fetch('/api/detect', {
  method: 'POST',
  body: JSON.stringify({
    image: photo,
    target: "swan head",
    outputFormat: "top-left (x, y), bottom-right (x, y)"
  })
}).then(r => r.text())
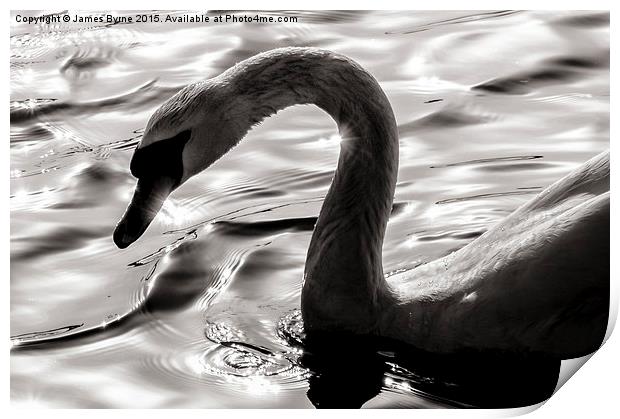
top-left (113, 80), bottom-right (243, 248)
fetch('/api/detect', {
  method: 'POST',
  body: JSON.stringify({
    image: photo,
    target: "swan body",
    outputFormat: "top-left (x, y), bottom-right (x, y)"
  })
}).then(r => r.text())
top-left (114, 47), bottom-right (609, 359)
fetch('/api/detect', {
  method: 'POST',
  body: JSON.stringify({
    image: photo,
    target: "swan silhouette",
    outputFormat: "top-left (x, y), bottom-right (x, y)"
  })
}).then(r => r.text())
top-left (114, 47), bottom-right (609, 359)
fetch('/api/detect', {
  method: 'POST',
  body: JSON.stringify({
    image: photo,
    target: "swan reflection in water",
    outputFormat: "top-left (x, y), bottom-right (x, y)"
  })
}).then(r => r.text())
top-left (301, 335), bottom-right (560, 408)
top-left (202, 310), bottom-right (561, 408)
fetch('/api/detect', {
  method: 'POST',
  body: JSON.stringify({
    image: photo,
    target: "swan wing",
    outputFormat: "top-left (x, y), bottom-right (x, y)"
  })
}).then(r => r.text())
top-left (515, 150), bottom-right (608, 215)
top-left (387, 151), bottom-right (609, 356)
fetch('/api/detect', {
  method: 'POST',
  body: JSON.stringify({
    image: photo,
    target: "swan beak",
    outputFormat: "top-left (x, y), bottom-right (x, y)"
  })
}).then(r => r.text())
top-left (113, 175), bottom-right (176, 249)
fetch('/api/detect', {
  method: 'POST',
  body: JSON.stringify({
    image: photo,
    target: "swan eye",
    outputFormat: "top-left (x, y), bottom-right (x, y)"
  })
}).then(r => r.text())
top-left (129, 129), bottom-right (192, 185)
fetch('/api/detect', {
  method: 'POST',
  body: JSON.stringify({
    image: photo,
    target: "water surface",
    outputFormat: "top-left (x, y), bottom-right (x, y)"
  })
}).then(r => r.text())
top-left (10, 10), bottom-right (609, 408)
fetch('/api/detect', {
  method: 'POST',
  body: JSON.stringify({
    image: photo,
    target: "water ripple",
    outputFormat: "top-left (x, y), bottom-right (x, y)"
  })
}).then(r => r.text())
top-left (10, 9), bottom-right (608, 408)
top-left (387, 10), bottom-right (521, 35)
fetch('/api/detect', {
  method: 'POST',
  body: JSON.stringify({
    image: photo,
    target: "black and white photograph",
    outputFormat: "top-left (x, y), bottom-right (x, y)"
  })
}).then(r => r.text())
top-left (9, 6), bottom-right (612, 410)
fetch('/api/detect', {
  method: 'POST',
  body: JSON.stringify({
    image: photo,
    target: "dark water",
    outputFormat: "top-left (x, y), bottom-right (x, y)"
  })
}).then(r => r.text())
top-left (10, 10), bottom-right (609, 408)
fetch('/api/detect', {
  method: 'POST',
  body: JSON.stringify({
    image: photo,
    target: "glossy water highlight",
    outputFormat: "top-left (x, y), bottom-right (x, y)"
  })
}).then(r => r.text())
top-left (10, 10), bottom-right (609, 408)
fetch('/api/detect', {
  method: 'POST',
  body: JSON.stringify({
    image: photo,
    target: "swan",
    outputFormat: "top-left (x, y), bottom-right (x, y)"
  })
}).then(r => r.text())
top-left (113, 47), bottom-right (609, 359)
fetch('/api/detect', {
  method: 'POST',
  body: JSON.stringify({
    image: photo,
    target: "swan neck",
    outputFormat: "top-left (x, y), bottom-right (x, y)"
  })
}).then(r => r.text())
top-left (223, 48), bottom-right (399, 332)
